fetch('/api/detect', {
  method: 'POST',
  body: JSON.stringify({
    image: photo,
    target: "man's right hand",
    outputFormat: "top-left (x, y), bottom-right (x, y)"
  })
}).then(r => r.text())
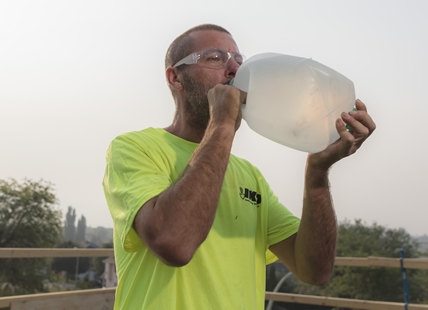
top-left (207, 85), bottom-right (246, 132)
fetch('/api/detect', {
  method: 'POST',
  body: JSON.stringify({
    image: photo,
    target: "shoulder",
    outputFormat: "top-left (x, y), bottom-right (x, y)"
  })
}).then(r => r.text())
top-left (104, 128), bottom-right (161, 163)
top-left (111, 127), bottom-right (160, 145)
top-left (107, 128), bottom-right (164, 152)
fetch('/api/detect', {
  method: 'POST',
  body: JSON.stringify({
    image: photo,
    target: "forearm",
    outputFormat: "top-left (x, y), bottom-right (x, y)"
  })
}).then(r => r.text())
top-left (294, 156), bottom-right (338, 285)
top-left (272, 100), bottom-right (374, 284)
top-left (135, 121), bottom-right (236, 266)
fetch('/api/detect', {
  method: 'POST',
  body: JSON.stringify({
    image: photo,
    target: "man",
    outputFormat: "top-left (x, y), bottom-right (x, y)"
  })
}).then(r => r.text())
top-left (103, 24), bottom-right (376, 309)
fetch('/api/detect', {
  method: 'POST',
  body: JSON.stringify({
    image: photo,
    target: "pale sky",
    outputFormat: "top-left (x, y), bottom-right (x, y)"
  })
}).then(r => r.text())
top-left (1, 0), bottom-right (427, 236)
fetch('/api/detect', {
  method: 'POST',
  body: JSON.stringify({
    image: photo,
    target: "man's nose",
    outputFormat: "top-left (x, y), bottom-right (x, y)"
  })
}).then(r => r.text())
top-left (225, 58), bottom-right (240, 77)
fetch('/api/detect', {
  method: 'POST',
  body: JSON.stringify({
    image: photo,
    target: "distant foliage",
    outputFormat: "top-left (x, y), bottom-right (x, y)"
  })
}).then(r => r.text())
top-left (86, 226), bottom-right (113, 247)
top-left (0, 178), bottom-right (62, 296)
top-left (63, 207), bottom-right (88, 245)
top-left (416, 235), bottom-right (428, 253)
top-left (50, 241), bottom-right (90, 281)
top-left (292, 219), bottom-right (428, 304)
top-left (64, 206), bottom-right (76, 242)
top-left (324, 220), bottom-right (420, 302)
top-left (92, 241), bottom-right (114, 277)
top-left (75, 215), bottom-right (87, 244)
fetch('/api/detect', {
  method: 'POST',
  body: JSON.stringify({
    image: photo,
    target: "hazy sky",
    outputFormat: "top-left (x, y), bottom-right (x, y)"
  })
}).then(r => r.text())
top-left (1, 0), bottom-right (427, 236)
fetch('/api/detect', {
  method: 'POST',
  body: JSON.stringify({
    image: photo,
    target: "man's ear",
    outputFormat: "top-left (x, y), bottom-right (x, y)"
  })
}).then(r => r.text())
top-left (166, 67), bottom-right (183, 91)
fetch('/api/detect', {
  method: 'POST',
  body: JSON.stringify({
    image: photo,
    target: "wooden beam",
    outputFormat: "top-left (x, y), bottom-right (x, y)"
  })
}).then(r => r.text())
top-left (1, 249), bottom-right (427, 270)
top-left (2, 290), bottom-right (428, 309)
top-left (334, 257), bottom-right (428, 270)
top-left (0, 248), bottom-right (114, 258)
top-left (334, 257), bottom-right (368, 267)
top-left (404, 258), bottom-right (428, 269)
top-left (0, 288), bottom-right (116, 308)
top-left (265, 292), bottom-right (428, 310)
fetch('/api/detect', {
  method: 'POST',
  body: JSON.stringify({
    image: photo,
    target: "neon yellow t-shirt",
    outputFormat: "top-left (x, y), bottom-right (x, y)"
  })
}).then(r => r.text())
top-left (103, 128), bottom-right (300, 310)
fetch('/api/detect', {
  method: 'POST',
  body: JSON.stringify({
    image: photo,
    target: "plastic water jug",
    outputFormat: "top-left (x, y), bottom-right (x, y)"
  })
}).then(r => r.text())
top-left (232, 53), bottom-right (356, 153)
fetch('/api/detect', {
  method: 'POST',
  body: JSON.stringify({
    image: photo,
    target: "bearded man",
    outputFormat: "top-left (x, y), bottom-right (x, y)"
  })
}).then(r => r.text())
top-left (103, 24), bottom-right (376, 310)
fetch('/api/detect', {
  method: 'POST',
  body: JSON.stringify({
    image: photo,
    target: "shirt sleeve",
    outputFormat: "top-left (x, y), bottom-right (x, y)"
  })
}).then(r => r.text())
top-left (102, 133), bottom-right (172, 252)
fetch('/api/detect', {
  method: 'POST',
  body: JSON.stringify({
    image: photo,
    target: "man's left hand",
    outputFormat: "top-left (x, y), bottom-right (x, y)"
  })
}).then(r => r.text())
top-left (308, 99), bottom-right (376, 170)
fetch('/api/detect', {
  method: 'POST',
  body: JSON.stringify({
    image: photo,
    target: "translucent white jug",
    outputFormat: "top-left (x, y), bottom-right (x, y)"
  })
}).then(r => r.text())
top-left (232, 53), bottom-right (356, 153)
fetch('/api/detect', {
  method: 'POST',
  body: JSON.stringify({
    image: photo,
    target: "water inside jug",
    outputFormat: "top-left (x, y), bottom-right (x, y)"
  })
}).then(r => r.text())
top-left (232, 53), bottom-right (356, 153)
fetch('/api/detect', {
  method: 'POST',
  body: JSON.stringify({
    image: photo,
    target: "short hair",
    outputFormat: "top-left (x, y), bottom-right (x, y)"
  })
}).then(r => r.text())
top-left (165, 24), bottom-right (231, 69)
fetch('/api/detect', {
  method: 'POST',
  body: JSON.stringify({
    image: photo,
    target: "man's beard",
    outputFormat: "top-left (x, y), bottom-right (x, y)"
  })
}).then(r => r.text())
top-left (182, 72), bottom-right (211, 130)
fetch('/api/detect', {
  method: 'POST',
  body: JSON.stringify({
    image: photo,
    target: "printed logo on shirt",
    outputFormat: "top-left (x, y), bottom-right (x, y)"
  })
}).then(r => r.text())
top-left (239, 187), bottom-right (261, 206)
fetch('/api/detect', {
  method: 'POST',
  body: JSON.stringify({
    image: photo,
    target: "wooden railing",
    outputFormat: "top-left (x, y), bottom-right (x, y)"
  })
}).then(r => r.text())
top-left (334, 256), bottom-right (428, 269)
top-left (265, 292), bottom-right (428, 310)
top-left (0, 288), bottom-right (115, 310)
top-left (0, 248), bottom-right (428, 310)
top-left (0, 248), bottom-right (114, 258)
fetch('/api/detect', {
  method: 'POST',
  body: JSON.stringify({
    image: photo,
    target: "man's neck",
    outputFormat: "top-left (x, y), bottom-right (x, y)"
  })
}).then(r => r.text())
top-left (164, 117), bottom-right (207, 144)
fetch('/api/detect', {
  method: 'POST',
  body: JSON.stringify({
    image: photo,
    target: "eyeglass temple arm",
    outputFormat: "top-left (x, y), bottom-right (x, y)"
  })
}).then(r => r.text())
top-left (173, 53), bottom-right (199, 68)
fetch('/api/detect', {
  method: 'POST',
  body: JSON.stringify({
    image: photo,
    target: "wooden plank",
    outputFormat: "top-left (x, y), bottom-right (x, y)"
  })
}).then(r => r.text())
top-left (0, 248), bottom-right (114, 258)
top-left (403, 258), bottom-right (428, 270)
top-left (334, 257), bottom-right (428, 270)
top-left (2, 290), bottom-right (428, 309)
top-left (334, 257), bottom-right (369, 267)
top-left (368, 256), bottom-right (401, 268)
top-left (0, 288), bottom-right (116, 308)
top-left (11, 291), bottom-right (114, 310)
top-left (1, 249), bottom-right (427, 270)
top-left (265, 292), bottom-right (428, 310)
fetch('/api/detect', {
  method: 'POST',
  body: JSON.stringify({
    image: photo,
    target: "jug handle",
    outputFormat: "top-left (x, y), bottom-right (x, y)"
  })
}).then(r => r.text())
top-left (345, 108), bottom-right (357, 131)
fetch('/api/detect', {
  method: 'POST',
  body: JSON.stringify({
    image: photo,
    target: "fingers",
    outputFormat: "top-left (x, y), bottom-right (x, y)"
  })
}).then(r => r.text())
top-left (336, 99), bottom-right (375, 152)
top-left (312, 99), bottom-right (375, 168)
top-left (342, 112), bottom-right (370, 140)
top-left (342, 100), bottom-right (376, 138)
top-left (208, 84), bottom-right (242, 102)
top-left (355, 99), bottom-right (367, 112)
top-left (207, 85), bottom-right (243, 130)
top-left (239, 89), bottom-right (247, 105)
top-left (307, 119), bottom-right (354, 169)
top-left (335, 117), bottom-right (355, 154)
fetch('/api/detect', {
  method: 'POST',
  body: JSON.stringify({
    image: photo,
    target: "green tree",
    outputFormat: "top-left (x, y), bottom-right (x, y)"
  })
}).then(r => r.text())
top-left (324, 219), bottom-right (420, 302)
top-left (92, 241), bottom-right (113, 277)
top-left (75, 215), bottom-right (86, 244)
top-left (86, 226), bottom-right (113, 246)
top-left (51, 241), bottom-right (90, 281)
top-left (413, 248), bottom-right (428, 303)
top-left (64, 206), bottom-right (76, 242)
top-left (0, 178), bottom-right (62, 296)
top-left (294, 219), bottom-right (426, 305)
